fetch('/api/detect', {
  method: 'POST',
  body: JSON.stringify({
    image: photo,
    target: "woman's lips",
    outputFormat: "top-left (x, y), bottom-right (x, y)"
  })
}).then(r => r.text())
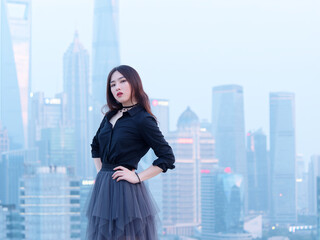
top-left (117, 92), bottom-right (123, 97)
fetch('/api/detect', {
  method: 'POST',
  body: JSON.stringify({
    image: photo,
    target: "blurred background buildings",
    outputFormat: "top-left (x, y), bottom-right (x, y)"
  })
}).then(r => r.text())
top-left (0, 0), bottom-right (319, 239)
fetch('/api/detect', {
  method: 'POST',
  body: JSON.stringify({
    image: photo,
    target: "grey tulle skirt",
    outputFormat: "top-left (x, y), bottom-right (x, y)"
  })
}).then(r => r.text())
top-left (85, 163), bottom-right (160, 240)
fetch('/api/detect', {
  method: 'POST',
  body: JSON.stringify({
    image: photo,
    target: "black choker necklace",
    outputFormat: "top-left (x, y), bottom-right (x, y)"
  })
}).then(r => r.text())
top-left (122, 103), bottom-right (138, 108)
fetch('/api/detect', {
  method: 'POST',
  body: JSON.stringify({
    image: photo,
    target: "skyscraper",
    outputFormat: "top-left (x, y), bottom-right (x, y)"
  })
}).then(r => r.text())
top-left (201, 168), bottom-right (250, 240)
top-left (29, 92), bottom-right (64, 148)
top-left (91, 0), bottom-right (120, 131)
top-left (269, 92), bottom-right (296, 223)
top-left (0, 122), bottom-right (9, 153)
top-left (39, 127), bottom-right (76, 168)
top-left (211, 85), bottom-right (247, 214)
top-left (63, 32), bottom-right (90, 178)
top-left (308, 155), bottom-right (320, 215)
top-left (6, 0), bottom-right (32, 147)
top-left (246, 129), bottom-right (269, 213)
top-left (296, 155), bottom-right (308, 213)
top-left (20, 166), bottom-right (81, 239)
top-left (150, 98), bottom-right (170, 135)
top-left (163, 107), bottom-right (217, 237)
top-left (0, 204), bottom-right (25, 240)
top-left (317, 176), bottom-right (320, 239)
top-left (211, 85), bottom-right (246, 178)
top-left (0, 205), bottom-right (4, 239)
top-left (0, 148), bottom-right (38, 207)
top-left (0, 0), bottom-right (24, 149)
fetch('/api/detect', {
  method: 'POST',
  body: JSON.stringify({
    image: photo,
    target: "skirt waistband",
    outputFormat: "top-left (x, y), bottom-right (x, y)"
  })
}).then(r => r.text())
top-left (101, 162), bottom-right (117, 171)
top-left (100, 162), bottom-right (135, 171)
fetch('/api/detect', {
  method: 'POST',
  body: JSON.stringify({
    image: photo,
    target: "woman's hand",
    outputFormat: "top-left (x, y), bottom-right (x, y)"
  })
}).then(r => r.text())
top-left (112, 166), bottom-right (140, 184)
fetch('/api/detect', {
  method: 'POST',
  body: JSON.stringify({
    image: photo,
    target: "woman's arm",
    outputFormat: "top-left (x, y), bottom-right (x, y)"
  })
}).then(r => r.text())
top-left (112, 165), bottom-right (163, 184)
top-left (136, 165), bottom-right (163, 182)
top-left (93, 158), bottom-right (102, 173)
top-left (139, 115), bottom-right (175, 173)
top-left (91, 115), bottom-right (107, 173)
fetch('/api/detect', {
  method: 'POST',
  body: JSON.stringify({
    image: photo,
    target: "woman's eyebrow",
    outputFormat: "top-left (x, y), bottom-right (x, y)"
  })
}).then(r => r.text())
top-left (110, 77), bottom-right (125, 83)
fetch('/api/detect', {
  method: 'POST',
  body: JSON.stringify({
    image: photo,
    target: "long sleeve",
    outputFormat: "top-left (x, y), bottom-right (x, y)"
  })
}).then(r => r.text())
top-left (91, 115), bottom-right (107, 158)
top-left (139, 115), bottom-right (175, 173)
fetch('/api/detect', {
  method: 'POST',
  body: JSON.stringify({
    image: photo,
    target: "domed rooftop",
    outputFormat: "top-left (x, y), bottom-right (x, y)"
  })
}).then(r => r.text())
top-left (177, 106), bottom-right (199, 129)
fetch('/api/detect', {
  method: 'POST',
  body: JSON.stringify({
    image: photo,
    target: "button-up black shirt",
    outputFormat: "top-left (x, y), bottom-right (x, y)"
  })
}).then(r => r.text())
top-left (91, 104), bottom-right (175, 172)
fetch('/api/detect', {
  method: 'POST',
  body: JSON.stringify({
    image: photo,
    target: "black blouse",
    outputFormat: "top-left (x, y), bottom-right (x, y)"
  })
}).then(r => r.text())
top-left (91, 104), bottom-right (175, 173)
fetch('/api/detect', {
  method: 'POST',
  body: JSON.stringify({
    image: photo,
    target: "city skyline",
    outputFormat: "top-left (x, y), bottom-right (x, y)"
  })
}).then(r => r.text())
top-left (3, 0), bottom-right (319, 239)
top-left (30, 0), bottom-right (320, 161)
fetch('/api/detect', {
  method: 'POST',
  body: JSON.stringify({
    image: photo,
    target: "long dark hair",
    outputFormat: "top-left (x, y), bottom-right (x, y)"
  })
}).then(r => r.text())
top-left (102, 65), bottom-right (156, 120)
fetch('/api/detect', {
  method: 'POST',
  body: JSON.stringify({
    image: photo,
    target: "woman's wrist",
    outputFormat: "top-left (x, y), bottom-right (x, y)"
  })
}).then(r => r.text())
top-left (135, 172), bottom-right (141, 184)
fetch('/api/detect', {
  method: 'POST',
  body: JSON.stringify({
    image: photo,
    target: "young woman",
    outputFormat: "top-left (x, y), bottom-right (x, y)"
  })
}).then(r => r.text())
top-left (85, 65), bottom-right (175, 240)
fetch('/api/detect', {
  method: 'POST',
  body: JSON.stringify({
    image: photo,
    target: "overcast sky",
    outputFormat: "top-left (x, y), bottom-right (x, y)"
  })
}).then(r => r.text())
top-left (31, 0), bottom-right (320, 163)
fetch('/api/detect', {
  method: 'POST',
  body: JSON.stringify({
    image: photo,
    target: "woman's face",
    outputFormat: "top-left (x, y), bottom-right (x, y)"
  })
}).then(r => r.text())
top-left (110, 71), bottom-right (136, 106)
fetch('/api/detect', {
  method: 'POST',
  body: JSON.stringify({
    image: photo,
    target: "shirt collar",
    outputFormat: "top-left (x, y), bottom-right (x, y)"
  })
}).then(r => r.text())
top-left (127, 104), bottom-right (144, 116)
top-left (106, 104), bottom-right (144, 120)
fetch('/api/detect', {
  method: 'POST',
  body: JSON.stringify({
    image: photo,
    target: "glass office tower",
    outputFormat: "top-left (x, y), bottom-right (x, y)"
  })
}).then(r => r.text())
top-left (63, 32), bottom-right (90, 178)
top-left (6, 0), bottom-right (32, 147)
top-left (269, 92), bottom-right (296, 223)
top-left (0, 0), bottom-right (24, 149)
top-left (20, 166), bottom-right (81, 239)
top-left (211, 85), bottom-right (246, 178)
top-left (91, 0), bottom-right (120, 134)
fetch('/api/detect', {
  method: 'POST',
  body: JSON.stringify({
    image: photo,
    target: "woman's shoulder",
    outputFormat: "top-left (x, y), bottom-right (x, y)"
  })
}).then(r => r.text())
top-left (134, 107), bottom-right (156, 125)
top-left (136, 107), bottom-right (154, 118)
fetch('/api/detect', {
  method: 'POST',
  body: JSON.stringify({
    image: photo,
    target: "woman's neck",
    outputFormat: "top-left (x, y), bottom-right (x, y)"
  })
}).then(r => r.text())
top-left (122, 102), bottom-right (138, 108)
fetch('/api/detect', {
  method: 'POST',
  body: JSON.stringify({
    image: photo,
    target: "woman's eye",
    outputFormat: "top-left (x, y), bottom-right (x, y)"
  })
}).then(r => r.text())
top-left (121, 80), bottom-right (126, 83)
top-left (111, 84), bottom-right (115, 87)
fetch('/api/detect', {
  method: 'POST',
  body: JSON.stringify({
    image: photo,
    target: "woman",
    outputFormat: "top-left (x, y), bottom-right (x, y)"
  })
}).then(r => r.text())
top-left (85, 65), bottom-right (175, 240)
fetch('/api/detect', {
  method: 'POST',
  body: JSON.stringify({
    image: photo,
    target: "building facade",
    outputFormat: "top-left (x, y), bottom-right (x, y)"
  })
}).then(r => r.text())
top-left (91, 0), bottom-right (120, 137)
top-left (211, 85), bottom-right (246, 177)
top-left (163, 107), bottom-right (217, 237)
top-left (63, 32), bottom-right (91, 178)
top-left (201, 168), bottom-right (247, 240)
top-left (0, 148), bottom-right (38, 207)
top-left (0, 123), bottom-right (9, 153)
top-left (0, 0), bottom-right (24, 149)
top-left (246, 129), bottom-right (269, 213)
top-left (269, 92), bottom-right (296, 223)
top-left (308, 155), bottom-right (320, 215)
top-left (6, 0), bottom-right (32, 147)
top-left (0, 204), bottom-right (25, 240)
top-left (20, 166), bottom-right (81, 239)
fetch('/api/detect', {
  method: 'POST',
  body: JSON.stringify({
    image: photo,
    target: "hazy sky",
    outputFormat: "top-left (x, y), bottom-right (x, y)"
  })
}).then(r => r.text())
top-left (31, 0), bottom-right (320, 162)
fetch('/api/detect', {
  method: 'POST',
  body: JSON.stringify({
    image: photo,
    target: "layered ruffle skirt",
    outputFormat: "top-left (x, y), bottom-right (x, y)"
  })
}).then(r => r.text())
top-left (85, 163), bottom-right (160, 240)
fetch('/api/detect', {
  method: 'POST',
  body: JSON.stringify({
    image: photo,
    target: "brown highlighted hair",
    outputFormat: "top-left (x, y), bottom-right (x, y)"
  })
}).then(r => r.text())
top-left (102, 65), bottom-right (156, 120)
